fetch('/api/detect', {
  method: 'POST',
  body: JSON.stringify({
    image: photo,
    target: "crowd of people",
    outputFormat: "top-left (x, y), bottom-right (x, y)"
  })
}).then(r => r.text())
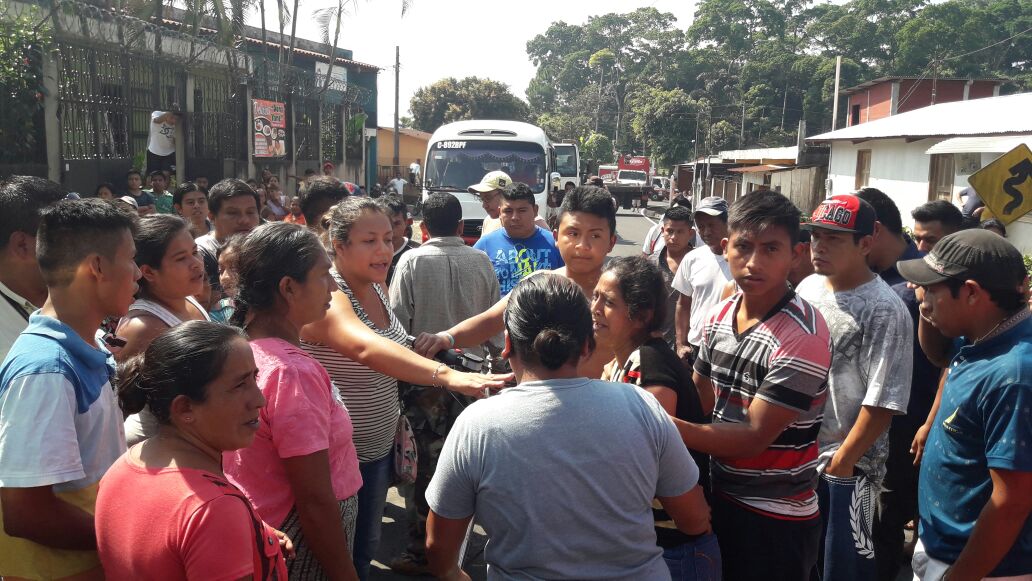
top-left (0, 167), bottom-right (1028, 581)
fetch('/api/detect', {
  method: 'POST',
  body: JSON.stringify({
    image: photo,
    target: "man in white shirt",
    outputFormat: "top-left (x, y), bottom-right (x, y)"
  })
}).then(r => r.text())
top-left (0, 176), bottom-right (67, 360)
top-left (408, 159), bottom-right (421, 187)
top-left (388, 174), bottom-right (408, 197)
top-left (672, 196), bottom-right (730, 364)
top-left (147, 111), bottom-right (178, 175)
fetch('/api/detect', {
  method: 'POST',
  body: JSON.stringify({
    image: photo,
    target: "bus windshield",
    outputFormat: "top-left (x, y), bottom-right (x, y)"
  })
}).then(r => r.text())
top-left (554, 144), bottom-right (578, 176)
top-left (618, 170), bottom-right (647, 182)
top-left (425, 141), bottom-right (547, 193)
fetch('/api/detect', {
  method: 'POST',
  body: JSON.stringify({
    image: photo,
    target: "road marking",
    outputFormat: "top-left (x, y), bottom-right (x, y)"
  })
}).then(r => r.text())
top-left (639, 208), bottom-right (658, 225)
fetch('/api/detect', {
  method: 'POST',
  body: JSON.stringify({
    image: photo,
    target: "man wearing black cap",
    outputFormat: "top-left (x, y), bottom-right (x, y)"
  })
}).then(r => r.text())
top-left (897, 230), bottom-right (1032, 581)
top-left (796, 194), bottom-right (913, 581)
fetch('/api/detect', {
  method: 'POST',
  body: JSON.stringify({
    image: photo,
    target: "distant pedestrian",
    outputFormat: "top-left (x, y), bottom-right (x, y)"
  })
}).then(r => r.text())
top-left (646, 205), bottom-right (695, 348)
top-left (195, 179), bottom-right (261, 301)
top-left (408, 159), bottom-right (421, 187)
top-left (147, 111), bottom-right (177, 176)
top-left (379, 195), bottom-right (420, 285)
top-left (126, 169), bottom-right (155, 215)
top-left (284, 196), bottom-right (308, 226)
top-left (911, 199), bottom-right (964, 254)
top-left (173, 181), bottom-right (211, 238)
top-left (388, 174), bottom-right (407, 197)
top-left (299, 176), bottom-right (350, 234)
top-left (148, 170), bottom-right (174, 215)
top-left (981, 218), bottom-right (1007, 237)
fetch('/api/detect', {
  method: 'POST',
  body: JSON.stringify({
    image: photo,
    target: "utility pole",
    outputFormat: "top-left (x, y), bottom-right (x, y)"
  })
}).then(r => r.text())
top-left (740, 98), bottom-right (746, 147)
top-left (831, 55), bottom-right (842, 130)
top-left (930, 58), bottom-right (939, 105)
top-left (393, 45), bottom-right (400, 168)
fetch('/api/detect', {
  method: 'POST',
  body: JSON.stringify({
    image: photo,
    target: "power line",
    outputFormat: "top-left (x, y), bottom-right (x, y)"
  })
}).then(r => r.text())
top-left (942, 25), bottom-right (1032, 61)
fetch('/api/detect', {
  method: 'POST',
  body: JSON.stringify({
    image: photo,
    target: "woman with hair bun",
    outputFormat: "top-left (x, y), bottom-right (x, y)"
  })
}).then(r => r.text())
top-left (224, 222), bottom-right (362, 580)
top-left (116, 214), bottom-right (210, 445)
top-left (593, 256), bottom-right (719, 579)
top-left (95, 321), bottom-right (290, 579)
top-left (423, 273), bottom-right (712, 580)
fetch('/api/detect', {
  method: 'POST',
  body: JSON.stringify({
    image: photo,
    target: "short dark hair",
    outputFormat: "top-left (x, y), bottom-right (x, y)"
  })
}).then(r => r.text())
top-left (207, 178), bottom-right (260, 215)
top-left (422, 193), bottom-right (462, 237)
top-left (728, 189), bottom-right (800, 242)
top-left (95, 182), bottom-right (116, 198)
top-left (304, 168), bottom-right (317, 176)
top-left (560, 186), bottom-right (617, 234)
top-left (981, 218), bottom-right (1007, 237)
top-left (37, 199), bottom-right (137, 287)
top-left (148, 170), bottom-right (166, 180)
top-left (944, 277), bottom-right (1025, 312)
top-left (0, 176), bottom-right (68, 250)
top-left (855, 187), bottom-right (902, 236)
top-left (172, 182), bottom-right (204, 207)
top-left (911, 200), bottom-right (964, 233)
top-left (663, 205), bottom-right (693, 225)
top-left (504, 273), bottom-right (594, 370)
top-left (117, 321), bottom-right (247, 421)
top-left (127, 169), bottom-right (142, 179)
top-left (377, 194), bottom-right (408, 219)
top-left (231, 222), bottom-right (327, 327)
top-left (500, 182), bottom-right (537, 205)
top-left (300, 176), bottom-right (350, 225)
top-left (603, 256), bottom-right (667, 340)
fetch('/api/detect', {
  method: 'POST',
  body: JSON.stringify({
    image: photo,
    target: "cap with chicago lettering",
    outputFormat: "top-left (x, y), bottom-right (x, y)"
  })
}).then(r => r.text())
top-left (897, 229), bottom-right (1026, 290)
top-left (803, 194), bottom-right (876, 235)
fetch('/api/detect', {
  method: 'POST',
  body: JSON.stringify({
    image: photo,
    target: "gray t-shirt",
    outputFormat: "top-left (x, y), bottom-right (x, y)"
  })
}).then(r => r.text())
top-left (796, 274), bottom-right (913, 484)
top-left (426, 378), bottom-right (698, 581)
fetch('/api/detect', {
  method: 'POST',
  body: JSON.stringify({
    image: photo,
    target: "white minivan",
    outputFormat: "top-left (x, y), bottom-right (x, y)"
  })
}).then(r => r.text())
top-left (422, 120), bottom-right (557, 244)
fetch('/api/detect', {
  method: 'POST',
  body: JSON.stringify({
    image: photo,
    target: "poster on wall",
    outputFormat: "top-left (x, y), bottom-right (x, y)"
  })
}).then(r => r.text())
top-left (253, 99), bottom-right (287, 157)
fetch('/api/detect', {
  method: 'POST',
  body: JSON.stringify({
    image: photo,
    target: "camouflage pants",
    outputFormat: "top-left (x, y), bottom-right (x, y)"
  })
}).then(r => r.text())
top-left (398, 383), bottom-right (472, 556)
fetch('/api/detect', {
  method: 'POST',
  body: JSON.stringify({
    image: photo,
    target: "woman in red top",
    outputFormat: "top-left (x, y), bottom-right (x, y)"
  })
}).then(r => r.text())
top-left (96, 321), bottom-right (292, 580)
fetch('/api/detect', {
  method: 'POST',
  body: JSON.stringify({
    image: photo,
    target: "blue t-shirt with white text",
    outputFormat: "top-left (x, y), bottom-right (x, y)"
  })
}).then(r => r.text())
top-left (473, 226), bottom-right (563, 295)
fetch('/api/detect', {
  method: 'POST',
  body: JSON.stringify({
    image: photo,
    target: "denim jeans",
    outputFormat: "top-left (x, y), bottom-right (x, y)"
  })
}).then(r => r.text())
top-left (663, 533), bottom-right (722, 581)
top-left (815, 471), bottom-right (878, 581)
top-left (353, 453), bottom-right (393, 581)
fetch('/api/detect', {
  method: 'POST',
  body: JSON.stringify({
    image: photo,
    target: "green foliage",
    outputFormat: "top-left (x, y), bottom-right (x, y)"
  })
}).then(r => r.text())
top-left (582, 133), bottom-right (614, 165)
top-left (630, 88), bottom-right (705, 167)
top-left (0, 8), bottom-right (50, 164)
top-left (409, 77), bottom-right (529, 133)
top-left (526, 0), bottom-right (1032, 167)
top-left (345, 112), bottom-right (366, 160)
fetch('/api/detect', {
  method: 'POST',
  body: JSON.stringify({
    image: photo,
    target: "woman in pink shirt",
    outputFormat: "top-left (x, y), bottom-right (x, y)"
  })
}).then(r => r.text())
top-left (224, 222), bottom-right (362, 580)
top-left (96, 320), bottom-right (291, 579)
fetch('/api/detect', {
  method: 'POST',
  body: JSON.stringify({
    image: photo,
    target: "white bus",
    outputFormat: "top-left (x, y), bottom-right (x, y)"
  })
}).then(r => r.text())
top-left (553, 142), bottom-right (580, 191)
top-left (423, 120), bottom-right (556, 243)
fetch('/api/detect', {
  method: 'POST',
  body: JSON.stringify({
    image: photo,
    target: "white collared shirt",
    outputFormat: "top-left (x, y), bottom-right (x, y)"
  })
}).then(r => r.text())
top-left (0, 280), bottom-right (36, 362)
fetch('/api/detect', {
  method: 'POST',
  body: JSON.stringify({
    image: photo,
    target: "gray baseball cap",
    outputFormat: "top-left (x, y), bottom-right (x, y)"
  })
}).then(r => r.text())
top-left (694, 196), bottom-right (729, 217)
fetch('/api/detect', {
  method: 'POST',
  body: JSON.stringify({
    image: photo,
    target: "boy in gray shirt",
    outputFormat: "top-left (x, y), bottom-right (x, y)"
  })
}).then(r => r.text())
top-left (797, 195), bottom-right (912, 581)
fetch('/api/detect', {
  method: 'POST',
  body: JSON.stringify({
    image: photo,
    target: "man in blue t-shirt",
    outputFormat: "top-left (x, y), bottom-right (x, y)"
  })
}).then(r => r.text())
top-left (897, 229), bottom-right (1032, 580)
top-left (474, 182), bottom-right (563, 295)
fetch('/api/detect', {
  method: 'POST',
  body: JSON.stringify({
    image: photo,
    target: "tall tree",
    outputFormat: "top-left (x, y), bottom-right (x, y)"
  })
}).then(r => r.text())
top-left (409, 77), bottom-right (530, 133)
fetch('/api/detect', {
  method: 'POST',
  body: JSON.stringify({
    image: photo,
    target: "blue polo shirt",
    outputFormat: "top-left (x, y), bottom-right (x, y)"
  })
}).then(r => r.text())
top-left (918, 314), bottom-right (1032, 576)
top-left (474, 226), bottom-right (563, 296)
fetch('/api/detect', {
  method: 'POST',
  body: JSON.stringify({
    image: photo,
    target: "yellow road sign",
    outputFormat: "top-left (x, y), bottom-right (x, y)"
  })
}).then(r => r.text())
top-left (968, 143), bottom-right (1032, 226)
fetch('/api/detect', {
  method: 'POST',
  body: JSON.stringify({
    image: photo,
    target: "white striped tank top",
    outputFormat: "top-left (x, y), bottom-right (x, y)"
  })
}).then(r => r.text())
top-left (121, 296), bottom-right (210, 446)
top-left (302, 269), bottom-right (408, 463)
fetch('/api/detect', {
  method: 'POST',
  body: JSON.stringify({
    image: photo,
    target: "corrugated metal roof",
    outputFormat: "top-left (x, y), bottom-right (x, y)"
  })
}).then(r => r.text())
top-left (729, 164), bottom-right (788, 173)
top-left (925, 135), bottom-right (1032, 154)
top-left (807, 92), bottom-right (1032, 142)
top-left (719, 146), bottom-right (798, 162)
top-left (842, 75), bottom-right (1005, 96)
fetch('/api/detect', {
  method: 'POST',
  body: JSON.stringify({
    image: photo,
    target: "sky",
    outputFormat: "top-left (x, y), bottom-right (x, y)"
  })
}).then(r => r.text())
top-left (249, 0), bottom-right (699, 124)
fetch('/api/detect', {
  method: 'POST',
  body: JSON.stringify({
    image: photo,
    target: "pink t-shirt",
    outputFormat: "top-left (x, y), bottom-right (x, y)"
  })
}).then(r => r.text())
top-left (225, 338), bottom-right (362, 527)
top-left (96, 455), bottom-right (288, 580)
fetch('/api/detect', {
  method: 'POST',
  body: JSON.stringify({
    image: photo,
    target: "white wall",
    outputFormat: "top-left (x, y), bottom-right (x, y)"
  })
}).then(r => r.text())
top-left (828, 140), bottom-right (1032, 254)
